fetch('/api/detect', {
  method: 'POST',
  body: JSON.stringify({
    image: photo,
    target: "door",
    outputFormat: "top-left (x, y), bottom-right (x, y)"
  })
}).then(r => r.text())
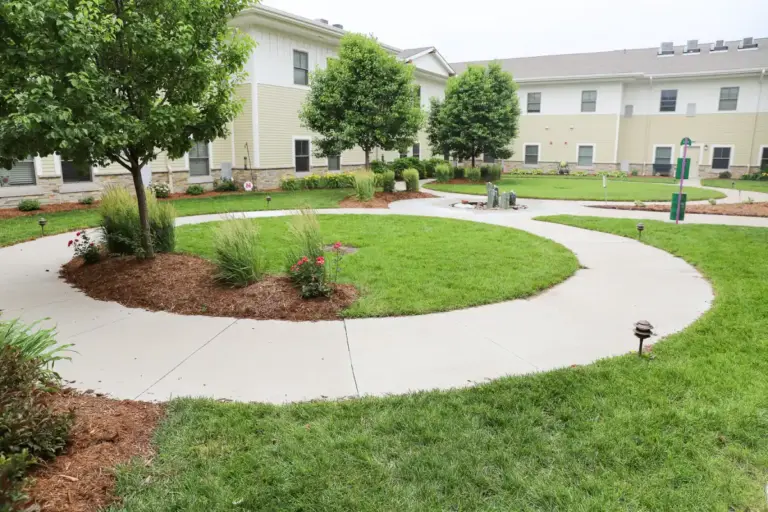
top-left (684, 147), bottom-right (700, 178)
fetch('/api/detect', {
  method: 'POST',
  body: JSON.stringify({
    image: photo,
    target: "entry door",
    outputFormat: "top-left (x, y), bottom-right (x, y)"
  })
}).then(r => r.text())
top-left (684, 147), bottom-right (700, 178)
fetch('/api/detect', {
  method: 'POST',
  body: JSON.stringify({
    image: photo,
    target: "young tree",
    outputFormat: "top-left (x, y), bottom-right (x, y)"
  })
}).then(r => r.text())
top-left (0, 0), bottom-right (254, 258)
top-left (300, 33), bottom-right (423, 169)
top-left (427, 63), bottom-right (520, 167)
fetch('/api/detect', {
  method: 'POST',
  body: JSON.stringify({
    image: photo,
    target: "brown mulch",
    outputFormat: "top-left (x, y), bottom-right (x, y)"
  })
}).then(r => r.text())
top-left (60, 253), bottom-right (358, 321)
top-left (590, 202), bottom-right (768, 218)
top-left (338, 190), bottom-right (435, 208)
top-left (0, 202), bottom-right (100, 219)
top-left (27, 390), bottom-right (164, 512)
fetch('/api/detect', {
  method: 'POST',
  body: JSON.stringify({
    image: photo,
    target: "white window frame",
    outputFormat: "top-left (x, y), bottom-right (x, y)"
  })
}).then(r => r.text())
top-left (576, 144), bottom-right (595, 168)
top-left (292, 136), bottom-right (312, 173)
top-left (187, 141), bottom-right (213, 177)
top-left (710, 144), bottom-right (734, 170)
top-left (327, 153), bottom-right (342, 172)
top-left (523, 143), bottom-right (540, 166)
top-left (580, 90), bottom-right (597, 113)
top-left (527, 92), bottom-right (541, 113)
top-left (55, 154), bottom-right (95, 183)
top-left (718, 87), bottom-right (739, 112)
top-left (412, 143), bottom-right (421, 160)
top-left (1, 156), bottom-right (40, 186)
top-left (659, 89), bottom-right (678, 112)
top-left (652, 144), bottom-right (675, 165)
top-left (292, 48), bottom-right (310, 88)
top-left (757, 144), bottom-right (768, 170)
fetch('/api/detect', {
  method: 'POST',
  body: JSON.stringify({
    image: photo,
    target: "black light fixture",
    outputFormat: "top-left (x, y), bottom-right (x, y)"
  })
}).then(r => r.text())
top-left (38, 217), bottom-right (47, 235)
top-left (636, 222), bottom-right (645, 239)
top-left (634, 320), bottom-right (653, 356)
top-left (266, 195), bottom-right (272, 208)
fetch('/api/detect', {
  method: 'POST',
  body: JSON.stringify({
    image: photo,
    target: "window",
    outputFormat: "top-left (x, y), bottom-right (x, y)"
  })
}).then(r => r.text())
top-left (654, 146), bottom-right (673, 165)
top-left (483, 152), bottom-right (495, 163)
top-left (399, 150), bottom-right (407, 159)
top-left (660, 90), bottom-right (677, 112)
top-left (412, 144), bottom-right (420, 159)
top-left (719, 87), bottom-right (739, 111)
top-left (624, 105), bottom-right (634, 118)
top-left (712, 147), bottom-right (731, 169)
top-left (415, 85), bottom-right (422, 104)
top-left (524, 145), bottom-right (539, 165)
top-left (328, 155), bottom-right (340, 171)
top-left (761, 147), bottom-right (768, 171)
top-left (577, 145), bottom-right (594, 167)
top-left (62, 160), bottom-right (92, 183)
top-left (293, 50), bottom-right (309, 86)
top-left (527, 92), bottom-right (541, 113)
top-left (189, 141), bottom-right (210, 177)
top-left (294, 139), bottom-right (310, 172)
top-left (581, 90), bottom-right (597, 112)
top-left (1, 157), bottom-right (35, 186)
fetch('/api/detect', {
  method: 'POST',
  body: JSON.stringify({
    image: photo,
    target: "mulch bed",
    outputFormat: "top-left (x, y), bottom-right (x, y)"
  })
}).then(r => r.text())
top-left (339, 190), bottom-right (435, 208)
top-left (60, 253), bottom-right (358, 321)
top-left (27, 390), bottom-right (164, 512)
top-left (590, 202), bottom-right (768, 218)
top-left (0, 202), bottom-right (99, 220)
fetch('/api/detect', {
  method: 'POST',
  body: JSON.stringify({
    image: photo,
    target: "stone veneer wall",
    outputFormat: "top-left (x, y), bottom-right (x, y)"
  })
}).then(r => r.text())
top-left (501, 161), bottom-right (620, 172)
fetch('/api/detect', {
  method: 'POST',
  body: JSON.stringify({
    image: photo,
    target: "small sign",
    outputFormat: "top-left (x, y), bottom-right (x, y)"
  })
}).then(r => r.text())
top-left (675, 158), bottom-right (690, 179)
top-left (671, 193), bottom-right (687, 221)
top-left (243, 181), bottom-right (254, 192)
top-left (602, 175), bottom-right (607, 188)
top-left (680, 137), bottom-right (693, 146)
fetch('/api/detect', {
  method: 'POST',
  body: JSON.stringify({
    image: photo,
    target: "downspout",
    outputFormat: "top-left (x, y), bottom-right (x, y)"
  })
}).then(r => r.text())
top-left (643, 76), bottom-right (653, 175)
top-left (747, 69), bottom-right (765, 173)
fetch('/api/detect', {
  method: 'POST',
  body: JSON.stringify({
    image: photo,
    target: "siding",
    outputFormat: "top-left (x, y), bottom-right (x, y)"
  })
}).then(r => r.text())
top-left (514, 114), bottom-right (618, 164)
top-left (233, 83), bottom-right (254, 168)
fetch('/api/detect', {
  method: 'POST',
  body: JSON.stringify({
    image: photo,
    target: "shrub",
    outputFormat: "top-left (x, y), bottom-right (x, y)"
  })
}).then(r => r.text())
top-left (453, 167), bottom-right (465, 179)
top-left (214, 178), bottom-right (238, 192)
top-left (186, 184), bottom-right (204, 195)
top-left (0, 319), bottom-right (73, 379)
top-left (212, 219), bottom-right (265, 287)
top-left (353, 171), bottom-right (375, 202)
top-left (392, 157), bottom-right (424, 179)
top-left (281, 175), bottom-right (302, 191)
top-left (78, 196), bottom-right (95, 205)
top-left (466, 167), bottom-right (482, 182)
top-left (403, 168), bottom-right (420, 192)
top-left (69, 230), bottom-right (101, 264)
top-left (285, 209), bottom-right (330, 298)
top-left (708, 198), bottom-right (718, 205)
top-left (634, 200), bottom-right (646, 207)
top-left (480, 164), bottom-right (502, 182)
top-left (370, 160), bottom-right (391, 173)
top-left (281, 172), bottom-right (356, 190)
top-left (150, 182), bottom-right (171, 199)
top-left (326, 172), bottom-right (355, 189)
top-left (423, 158), bottom-right (444, 178)
top-left (718, 171), bottom-right (732, 179)
top-left (17, 199), bottom-right (40, 212)
top-left (435, 163), bottom-right (452, 183)
top-left (381, 170), bottom-right (396, 193)
top-left (631, 170), bottom-right (639, 176)
top-left (100, 186), bottom-right (177, 256)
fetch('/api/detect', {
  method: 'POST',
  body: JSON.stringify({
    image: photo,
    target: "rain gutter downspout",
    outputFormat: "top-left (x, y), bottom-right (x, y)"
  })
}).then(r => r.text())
top-left (747, 69), bottom-right (766, 173)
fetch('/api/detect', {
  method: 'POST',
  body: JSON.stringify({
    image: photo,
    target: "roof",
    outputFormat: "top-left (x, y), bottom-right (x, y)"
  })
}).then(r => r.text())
top-left (450, 38), bottom-right (768, 81)
top-left (399, 47), bottom-right (456, 77)
top-left (399, 47), bottom-right (433, 60)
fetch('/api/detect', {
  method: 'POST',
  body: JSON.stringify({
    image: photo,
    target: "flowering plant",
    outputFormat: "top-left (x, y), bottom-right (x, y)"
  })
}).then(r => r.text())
top-left (149, 182), bottom-right (171, 199)
top-left (288, 254), bottom-right (331, 298)
top-left (68, 230), bottom-right (101, 264)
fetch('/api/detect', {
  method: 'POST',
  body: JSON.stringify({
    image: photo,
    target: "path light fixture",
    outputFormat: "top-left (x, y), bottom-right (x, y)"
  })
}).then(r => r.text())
top-left (38, 217), bottom-right (47, 235)
top-left (266, 195), bottom-right (272, 208)
top-left (636, 222), bottom-right (645, 239)
top-left (634, 320), bottom-right (653, 356)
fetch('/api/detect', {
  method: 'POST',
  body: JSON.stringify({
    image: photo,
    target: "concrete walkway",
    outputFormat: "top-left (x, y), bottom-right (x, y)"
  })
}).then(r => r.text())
top-left (1, 186), bottom-right (766, 404)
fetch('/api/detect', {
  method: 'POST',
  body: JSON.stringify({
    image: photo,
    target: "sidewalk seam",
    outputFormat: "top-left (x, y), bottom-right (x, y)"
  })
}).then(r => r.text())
top-left (342, 319), bottom-right (360, 397)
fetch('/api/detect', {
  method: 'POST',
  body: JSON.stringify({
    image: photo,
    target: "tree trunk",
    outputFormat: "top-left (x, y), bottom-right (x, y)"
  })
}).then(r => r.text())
top-left (471, 154), bottom-right (476, 168)
top-left (364, 150), bottom-right (370, 169)
top-left (130, 167), bottom-right (154, 259)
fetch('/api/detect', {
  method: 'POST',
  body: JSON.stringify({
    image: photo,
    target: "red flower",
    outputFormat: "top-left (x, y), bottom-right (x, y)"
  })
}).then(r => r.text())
top-left (316, 256), bottom-right (325, 265)
top-left (89, 243), bottom-right (94, 247)
top-left (76, 231), bottom-right (82, 236)
top-left (68, 240), bottom-right (73, 247)
top-left (333, 241), bottom-right (342, 250)
top-left (290, 265), bottom-right (298, 272)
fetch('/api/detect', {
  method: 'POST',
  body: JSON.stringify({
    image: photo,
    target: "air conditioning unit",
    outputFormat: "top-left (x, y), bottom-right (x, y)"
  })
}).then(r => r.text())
top-left (684, 39), bottom-right (700, 53)
top-left (332, 23), bottom-right (344, 30)
top-left (658, 41), bottom-right (675, 56)
top-left (739, 37), bottom-right (758, 50)
top-left (711, 39), bottom-right (728, 52)
top-left (315, 18), bottom-right (329, 24)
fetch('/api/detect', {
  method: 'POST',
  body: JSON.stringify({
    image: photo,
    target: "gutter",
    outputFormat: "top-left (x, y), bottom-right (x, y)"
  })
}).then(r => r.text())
top-left (501, 68), bottom-right (766, 84)
top-left (747, 69), bottom-right (766, 172)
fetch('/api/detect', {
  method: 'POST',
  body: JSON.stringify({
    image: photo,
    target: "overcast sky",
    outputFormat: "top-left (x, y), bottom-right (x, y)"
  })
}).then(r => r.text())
top-left (263, 0), bottom-right (764, 62)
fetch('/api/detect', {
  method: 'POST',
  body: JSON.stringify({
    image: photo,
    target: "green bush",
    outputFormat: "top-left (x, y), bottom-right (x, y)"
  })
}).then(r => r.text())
top-left (281, 172), bottom-right (356, 191)
top-left (212, 219), bottom-right (265, 287)
top-left (214, 179), bottom-right (238, 192)
top-left (381, 170), bottom-right (396, 193)
top-left (631, 170), bottom-right (639, 176)
top-left (370, 160), bottom-right (391, 173)
top-left (0, 319), bottom-right (73, 379)
top-left (435, 163), bottom-right (452, 183)
top-left (100, 186), bottom-right (177, 256)
top-left (17, 199), bottom-right (41, 212)
top-left (392, 157), bottom-right (424, 180)
top-left (718, 171), bottom-right (732, 179)
top-left (466, 167), bottom-right (482, 182)
top-left (423, 158), bottom-right (444, 179)
top-left (403, 169), bottom-right (420, 192)
top-left (481, 164), bottom-right (502, 182)
top-left (353, 171), bottom-right (375, 202)
top-left (281, 175), bottom-right (302, 190)
top-left (78, 196), bottom-right (95, 205)
top-left (284, 208), bottom-right (330, 298)
top-left (453, 167), bottom-right (465, 179)
top-left (186, 184), bottom-right (204, 195)
top-left (150, 182), bottom-right (171, 198)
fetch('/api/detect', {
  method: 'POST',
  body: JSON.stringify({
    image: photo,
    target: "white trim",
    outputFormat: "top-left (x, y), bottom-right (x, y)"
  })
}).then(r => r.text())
top-left (651, 144), bottom-right (676, 165)
top-left (208, 142), bottom-right (214, 172)
top-left (291, 46), bottom-right (311, 88)
top-left (230, 121), bottom-right (236, 165)
top-left (737, 46), bottom-right (759, 52)
top-left (53, 154), bottom-right (62, 177)
top-left (756, 145), bottom-right (768, 167)
top-left (522, 143), bottom-right (541, 166)
top-left (252, 81), bottom-right (260, 168)
top-left (182, 152), bottom-right (190, 171)
top-left (710, 144), bottom-right (735, 169)
top-left (405, 47), bottom-right (456, 76)
top-left (575, 143), bottom-right (596, 167)
top-left (292, 135), bottom-right (312, 173)
top-left (33, 156), bottom-right (43, 177)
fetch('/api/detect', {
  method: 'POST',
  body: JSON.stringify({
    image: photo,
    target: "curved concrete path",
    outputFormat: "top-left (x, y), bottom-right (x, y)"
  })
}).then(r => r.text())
top-left (7, 192), bottom-right (753, 404)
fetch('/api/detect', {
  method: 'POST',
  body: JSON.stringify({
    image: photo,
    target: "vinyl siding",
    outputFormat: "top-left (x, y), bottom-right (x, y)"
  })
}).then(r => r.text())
top-left (233, 83), bottom-right (254, 168)
top-left (513, 114), bottom-right (618, 163)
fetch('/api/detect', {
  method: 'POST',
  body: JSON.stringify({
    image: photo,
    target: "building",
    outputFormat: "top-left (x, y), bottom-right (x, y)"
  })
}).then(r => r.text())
top-left (453, 38), bottom-right (767, 177)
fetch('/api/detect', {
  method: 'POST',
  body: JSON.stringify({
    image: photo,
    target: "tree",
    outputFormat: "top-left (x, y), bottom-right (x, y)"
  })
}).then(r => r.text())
top-left (0, 0), bottom-right (254, 258)
top-left (300, 33), bottom-right (423, 169)
top-left (427, 63), bottom-right (520, 167)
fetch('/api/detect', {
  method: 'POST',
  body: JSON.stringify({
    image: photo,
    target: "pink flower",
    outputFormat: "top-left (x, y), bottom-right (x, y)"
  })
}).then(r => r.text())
top-left (76, 231), bottom-right (82, 236)
top-left (291, 265), bottom-right (298, 272)
top-left (316, 256), bottom-right (325, 265)
top-left (89, 243), bottom-right (94, 247)
top-left (333, 241), bottom-right (342, 250)
top-left (68, 240), bottom-right (73, 247)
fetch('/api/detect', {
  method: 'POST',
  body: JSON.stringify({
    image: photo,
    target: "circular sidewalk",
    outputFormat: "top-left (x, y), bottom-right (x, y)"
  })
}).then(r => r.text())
top-left (0, 196), bottom-right (733, 404)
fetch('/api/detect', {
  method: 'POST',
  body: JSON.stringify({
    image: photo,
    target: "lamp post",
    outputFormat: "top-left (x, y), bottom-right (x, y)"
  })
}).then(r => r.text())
top-left (38, 217), bottom-right (47, 236)
top-left (636, 223), bottom-right (645, 239)
top-left (266, 195), bottom-right (272, 209)
top-left (634, 320), bottom-right (653, 356)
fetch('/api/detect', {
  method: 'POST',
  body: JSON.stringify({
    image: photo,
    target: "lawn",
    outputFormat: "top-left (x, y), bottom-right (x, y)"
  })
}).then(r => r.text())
top-left (0, 189), bottom-right (349, 247)
top-left (425, 176), bottom-right (724, 201)
top-left (114, 218), bottom-right (768, 511)
top-left (702, 179), bottom-right (768, 194)
top-left (176, 214), bottom-right (579, 317)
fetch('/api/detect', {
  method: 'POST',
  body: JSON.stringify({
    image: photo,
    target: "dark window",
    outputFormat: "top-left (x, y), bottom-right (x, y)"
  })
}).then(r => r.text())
top-left (399, 151), bottom-right (407, 159)
top-left (761, 147), bottom-right (768, 171)
top-left (654, 146), bottom-right (672, 165)
top-left (577, 145), bottom-right (594, 166)
top-left (443, 149), bottom-right (450, 161)
top-left (293, 50), bottom-right (309, 86)
top-left (524, 145), bottom-right (539, 165)
top-left (581, 90), bottom-right (597, 112)
top-left (712, 147), bottom-right (731, 169)
top-left (62, 160), bottom-right (91, 183)
top-left (719, 87), bottom-right (739, 111)
top-left (415, 85), bottom-right (422, 104)
top-left (412, 144), bottom-right (420, 159)
top-left (483, 152), bottom-right (495, 163)
top-left (660, 90), bottom-right (677, 112)
top-left (1, 157), bottom-right (35, 186)
top-left (295, 139), bottom-right (310, 172)
top-left (328, 155), bottom-right (340, 171)
top-left (189, 141), bottom-right (210, 177)
top-left (527, 92), bottom-right (541, 113)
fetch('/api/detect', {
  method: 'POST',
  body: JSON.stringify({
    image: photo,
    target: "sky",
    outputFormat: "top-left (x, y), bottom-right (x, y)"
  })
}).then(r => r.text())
top-left (263, 0), bottom-right (765, 62)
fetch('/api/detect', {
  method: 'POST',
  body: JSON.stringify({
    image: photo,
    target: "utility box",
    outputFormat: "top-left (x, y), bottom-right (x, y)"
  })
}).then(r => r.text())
top-left (670, 193), bottom-right (687, 221)
top-left (675, 158), bottom-right (690, 179)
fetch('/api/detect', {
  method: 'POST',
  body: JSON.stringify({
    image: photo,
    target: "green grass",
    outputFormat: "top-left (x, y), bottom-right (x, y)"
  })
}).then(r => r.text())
top-left (702, 179), bottom-right (768, 194)
top-left (176, 214), bottom-right (578, 317)
top-left (426, 176), bottom-right (724, 201)
top-left (0, 190), bottom-right (349, 248)
top-left (114, 217), bottom-right (768, 511)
